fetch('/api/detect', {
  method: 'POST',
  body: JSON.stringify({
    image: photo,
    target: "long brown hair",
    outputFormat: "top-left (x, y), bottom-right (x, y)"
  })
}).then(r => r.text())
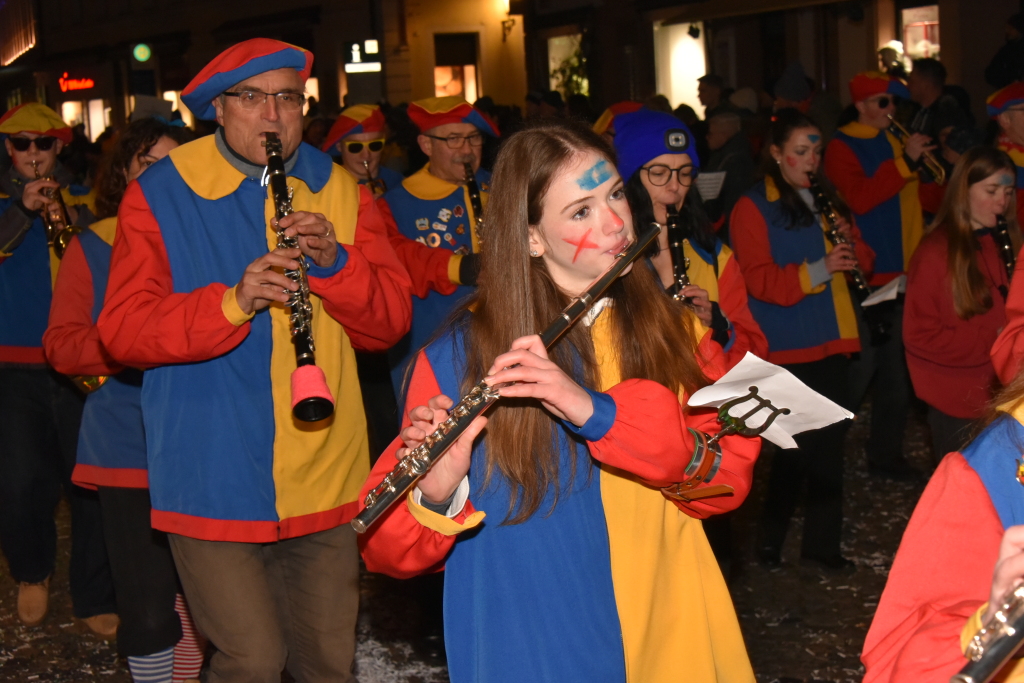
top-left (463, 120), bottom-right (710, 523)
top-left (929, 146), bottom-right (1021, 320)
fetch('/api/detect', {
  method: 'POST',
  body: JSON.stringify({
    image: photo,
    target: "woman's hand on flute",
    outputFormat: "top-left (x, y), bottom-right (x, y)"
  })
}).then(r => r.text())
top-left (403, 395), bottom-right (487, 506)
top-left (985, 525), bottom-right (1024, 622)
top-left (484, 334), bottom-right (595, 427)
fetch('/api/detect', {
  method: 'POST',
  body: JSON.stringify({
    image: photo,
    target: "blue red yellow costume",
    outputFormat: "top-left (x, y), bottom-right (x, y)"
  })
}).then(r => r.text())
top-left (993, 255), bottom-right (1024, 384)
top-left (359, 311), bottom-right (759, 683)
top-left (96, 39), bottom-right (412, 542)
top-left (379, 96), bottom-right (498, 390)
top-left (823, 72), bottom-right (922, 286)
top-left (989, 82), bottom-right (1024, 228)
top-left (321, 104), bottom-right (403, 193)
top-left (43, 218), bottom-right (147, 488)
top-left (730, 177), bottom-right (874, 364)
top-left (861, 404), bottom-right (1024, 682)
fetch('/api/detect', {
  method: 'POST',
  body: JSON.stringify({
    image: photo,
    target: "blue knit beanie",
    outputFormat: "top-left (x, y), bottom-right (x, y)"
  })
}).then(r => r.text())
top-left (613, 109), bottom-right (700, 182)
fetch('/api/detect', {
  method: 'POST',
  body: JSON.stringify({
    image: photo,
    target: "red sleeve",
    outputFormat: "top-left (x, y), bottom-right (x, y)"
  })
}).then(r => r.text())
top-left (588, 333), bottom-right (761, 519)
top-left (992, 243), bottom-right (1024, 384)
top-left (729, 196), bottom-right (810, 306)
top-left (42, 235), bottom-right (124, 376)
top-left (824, 137), bottom-right (909, 215)
top-left (904, 234), bottom-right (1005, 367)
top-left (97, 182), bottom-right (250, 367)
top-left (919, 181), bottom-right (945, 216)
top-left (376, 196), bottom-right (459, 299)
top-left (861, 453), bottom-right (1002, 683)
top-left (309, 186), bottom-right (412, 352)
top-left (357, 351), bottom-right (477, 578)
top-left (717, 254), bottom-right (768, 366)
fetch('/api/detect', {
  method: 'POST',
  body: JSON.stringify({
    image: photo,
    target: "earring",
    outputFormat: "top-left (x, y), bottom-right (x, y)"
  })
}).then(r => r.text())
top-left (776, 159), bottom-right (781, 166)
top-left (530, 249), bottom-right (539, 257)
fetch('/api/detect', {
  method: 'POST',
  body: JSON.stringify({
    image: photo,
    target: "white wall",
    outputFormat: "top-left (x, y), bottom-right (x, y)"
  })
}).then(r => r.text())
top-left (653, 21), bottom-right (707, 112)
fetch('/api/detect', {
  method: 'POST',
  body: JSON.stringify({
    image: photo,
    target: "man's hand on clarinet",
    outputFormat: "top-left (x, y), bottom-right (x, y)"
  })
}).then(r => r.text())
top-left (234, 247), bottom-right (302, 315)
top-left (276, 211), bottom-right (338, 268)
top-left (404, 395), bottom-right (487, 506)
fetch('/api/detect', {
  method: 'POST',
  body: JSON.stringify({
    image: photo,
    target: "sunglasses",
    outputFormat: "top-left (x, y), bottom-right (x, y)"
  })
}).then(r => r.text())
top-left (872, 96), bottom-right (893, 109)
top-left (8, 136), bottom-right (58, 152)
top-left (345, 139), bottom-right (385, 154)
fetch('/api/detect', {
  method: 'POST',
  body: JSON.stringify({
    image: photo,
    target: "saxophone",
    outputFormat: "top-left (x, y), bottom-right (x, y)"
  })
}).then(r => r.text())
top-left (30, 161), bottom-right (106, 393)
top-left (30, 160), bottom-right (83, 259)
top-left (464, 162), bottom-right (484, 238)
top-left (351, 223), bottom-right (661, 533)
top-left (263, 133), bottom-right (335, 422)
top-left (994, 214), bottom-right (1016, 282)
top-left (807, 172), bottom-right (890, 346)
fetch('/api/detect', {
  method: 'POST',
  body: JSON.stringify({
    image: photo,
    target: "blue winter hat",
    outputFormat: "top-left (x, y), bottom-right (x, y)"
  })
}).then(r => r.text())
top-left (613, 109), bottom-right (700, 183)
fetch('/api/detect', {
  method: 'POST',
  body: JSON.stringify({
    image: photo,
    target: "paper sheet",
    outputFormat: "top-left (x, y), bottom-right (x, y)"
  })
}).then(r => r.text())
top-left (695, 171), bottom-right (727, 201)
top-left (861, 275), bottom-right (906, 307)
top-left (687, 352), bottom-right (854, 449)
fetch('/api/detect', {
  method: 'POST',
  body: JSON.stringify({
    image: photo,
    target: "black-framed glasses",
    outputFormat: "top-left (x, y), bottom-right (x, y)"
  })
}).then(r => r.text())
top-left (872, 96), bottom-right (893, 109)
top-left (223, 90), bottom-right (306, 110)
top-left (642, 164), bottom-right (696, 186)
top-left (345, 139), bottom-right (385, 154)
top-left (8, 136), bottom-right (57, 152)
top-left (424, 132), bottom-right (484, 149)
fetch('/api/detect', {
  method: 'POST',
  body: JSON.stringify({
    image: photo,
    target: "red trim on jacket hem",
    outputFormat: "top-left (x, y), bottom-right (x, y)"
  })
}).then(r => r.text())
top-left (767, 338), bottom-right (861, 365)
top-left (0, 346), bottom-right (46, 364)
top-left (151, 500), bottom-right (360, 543)
top-left (72, 464), bottom-right (148, 490)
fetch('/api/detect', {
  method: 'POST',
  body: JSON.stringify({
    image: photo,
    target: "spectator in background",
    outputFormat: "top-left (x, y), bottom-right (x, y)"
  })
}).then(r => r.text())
top-left (525, 90), bottom-right (544, 119)
top-left (698, 74), bottom-right (725, 116)
top-left (539, 90), bottom-right (565, 118)
top-left (674, 103), bottom-right (700, 127)
top-left (566, 94), bottom-right (594, 123)
top-left (985, 13), bottom-right (1024, 89)
top-left (703, 106), bottom-right (756, 241)
top-left (907, 58), bottom-right (970, 150)
top-left (645, 94), bottom-right (673, 113)
top-left (774, 62), bottom-right (843, 142)
top-left (302, 116), bottom-right (332, 151)
top-left (942, 125), bottom-right (986, 166)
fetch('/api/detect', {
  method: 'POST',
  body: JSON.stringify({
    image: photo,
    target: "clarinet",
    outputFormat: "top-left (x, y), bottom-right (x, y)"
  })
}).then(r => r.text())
top-left (994, 214), bottom-right (1016, 282)
top-left (464, 162), bottom-right (484, 238)
top-left (665, 204), bottom-right (692, 304)
top-left (807, 172), bottom-right (890, 346)
top-left (263, 133), bottom-right (335, 423)
top-left (951, 585), bottom-right (1024, 683)
top-left (351, 222), bottom-right (661, 534)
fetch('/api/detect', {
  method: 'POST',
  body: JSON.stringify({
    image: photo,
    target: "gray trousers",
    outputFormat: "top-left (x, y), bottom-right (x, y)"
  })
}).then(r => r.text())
top-left (169, 524), bottom-right (359, 683)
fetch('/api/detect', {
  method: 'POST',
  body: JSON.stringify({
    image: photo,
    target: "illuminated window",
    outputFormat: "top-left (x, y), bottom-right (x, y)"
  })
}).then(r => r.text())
top-left (434, 33), bottom-right (479, 102)
top-left (902, 6), bottom-right (940, 61)
top-left (87, 99), bottom-right (105, 142)
top-left (162, 91), bottom-right (194, 128)
top-left (548, 34), bottom-right (589, 97)
top-left (61, 102), bottom-right (83, 128)
top-left (0, 0), bottom-right (36, 66)
top-left (653, 20), bottom-right (708, 113)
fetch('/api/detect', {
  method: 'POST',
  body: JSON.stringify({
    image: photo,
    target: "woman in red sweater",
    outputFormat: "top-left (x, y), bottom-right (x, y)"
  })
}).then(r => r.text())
top-left (903, 146), bottom-right (1021, 460)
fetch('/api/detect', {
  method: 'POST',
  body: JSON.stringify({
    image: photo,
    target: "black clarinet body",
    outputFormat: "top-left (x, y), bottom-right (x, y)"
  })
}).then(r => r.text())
top-left (806, 171), bottom-right (890, 346)
top-left (665, 205), bottom-right (692, 304)
top-left (464, 162), bottom-right (484, 238)
top-left (264, 133), bottom-right (335, 423)
top-left (994, 214), bottom-right (1016, 282)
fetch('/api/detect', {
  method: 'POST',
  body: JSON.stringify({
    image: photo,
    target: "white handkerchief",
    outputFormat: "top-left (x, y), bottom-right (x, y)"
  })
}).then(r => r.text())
top-left (687, 352), bottom-right (854, 449)
top-left (861, 275), bottom-right (906, 307)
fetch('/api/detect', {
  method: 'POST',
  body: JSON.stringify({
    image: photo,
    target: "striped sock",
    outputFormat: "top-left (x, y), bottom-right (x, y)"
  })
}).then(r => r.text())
top-left (127, 646), bottom-right (174, 683)
top-left (172, 593), bottom-right (205, 682)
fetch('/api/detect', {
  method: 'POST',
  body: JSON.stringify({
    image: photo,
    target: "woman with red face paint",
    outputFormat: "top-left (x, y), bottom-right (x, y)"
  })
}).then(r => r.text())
top-left (730, 108), bottom-right (875, 569)
top-left (358, 119), bottom-right (761, 683)
top-left (903, 147), bottom-right (1020, 460)
top-left (613, 109), bottom-right (768, 372)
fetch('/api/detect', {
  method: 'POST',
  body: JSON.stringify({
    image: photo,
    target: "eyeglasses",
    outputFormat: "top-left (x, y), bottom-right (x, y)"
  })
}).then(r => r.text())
top-left (424, 132), bottom-right (484, 149)
top-left (642, 164), bottom-right (696, 186)
top-left (8, 136), bottom-right (57, 152)
top-left (871, 96), bottom-right (893, 109)
top-left (345, 139), bottom-right (385, 154)
top-left (222, 90), bottom-right (306, 110)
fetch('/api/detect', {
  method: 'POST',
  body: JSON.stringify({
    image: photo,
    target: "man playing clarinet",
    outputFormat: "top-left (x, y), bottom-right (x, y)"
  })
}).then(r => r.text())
top-left (97, 38), bottom-right (411, 681)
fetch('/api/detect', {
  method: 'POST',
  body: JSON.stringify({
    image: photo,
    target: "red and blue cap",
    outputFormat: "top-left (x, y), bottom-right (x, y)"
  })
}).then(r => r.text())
top-left (988, 82), bottom-right (1024, 117)
top-left (592, 101), bottom-right (644, 137)
top-left (613, 109), bottom-right (700, 182)
top-left (407, 96), bottom-right (499, 137)
top-left (321, 104), bottom-right (386, 152)
top-left (0, 103), bottom-right (72, 143)
top-left (182, 38), bottom-right (313, 120)
top-left (848, 71), bottom-right (909, 102)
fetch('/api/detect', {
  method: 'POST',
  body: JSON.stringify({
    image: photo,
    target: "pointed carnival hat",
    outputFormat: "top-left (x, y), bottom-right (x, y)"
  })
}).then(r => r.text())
top-left (592, 101), bottom-right (644, 137)
top-left (848, 71), bottom-right (910, 102)
top-left (0, 103), bottom-right (73, 143)
top-left (987, 82), bottom-right (1024, 118)
top-left (321, 104), bottom-right (386, 152)
top-left (406, 96), bottom-right (499, 137)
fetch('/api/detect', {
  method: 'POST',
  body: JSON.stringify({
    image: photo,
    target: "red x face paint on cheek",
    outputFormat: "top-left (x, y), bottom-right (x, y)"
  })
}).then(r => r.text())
top-left (563, 228), bottom-right (600, 263)
top-left (785, 155), bottom-right (799, 167)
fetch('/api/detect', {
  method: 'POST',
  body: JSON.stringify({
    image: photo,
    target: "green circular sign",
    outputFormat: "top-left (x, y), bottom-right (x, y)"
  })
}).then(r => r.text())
top-left (133, 44), bottom-right (152, 62)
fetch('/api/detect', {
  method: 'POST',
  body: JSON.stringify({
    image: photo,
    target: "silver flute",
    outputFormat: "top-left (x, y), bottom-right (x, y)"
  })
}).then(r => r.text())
top-left (351, 223), bottom-right (661, 533)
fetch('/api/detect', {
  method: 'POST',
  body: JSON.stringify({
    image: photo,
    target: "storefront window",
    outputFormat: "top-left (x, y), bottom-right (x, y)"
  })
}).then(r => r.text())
top-left (902, 6), bottom-right (940, 61)
top-left (61, 102), bottom-right (84, 129)
top-left (434, 33), bottom-right (479, 102)
top-left (548, 34), bottom-right (589, 98)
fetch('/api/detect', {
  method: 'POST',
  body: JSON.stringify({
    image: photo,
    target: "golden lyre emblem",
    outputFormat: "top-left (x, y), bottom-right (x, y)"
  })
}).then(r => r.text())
top-left (1016, 459), bottom-right (1024, 486)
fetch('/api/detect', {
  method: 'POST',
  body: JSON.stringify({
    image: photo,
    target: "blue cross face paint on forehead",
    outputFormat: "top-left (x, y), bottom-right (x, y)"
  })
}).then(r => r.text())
top-left (1000, 173), bottom-right (1016, 187)
top-left (576, 159), bottom-right (614, 190)
top-left (808, 134), bottom-right (821, 143)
